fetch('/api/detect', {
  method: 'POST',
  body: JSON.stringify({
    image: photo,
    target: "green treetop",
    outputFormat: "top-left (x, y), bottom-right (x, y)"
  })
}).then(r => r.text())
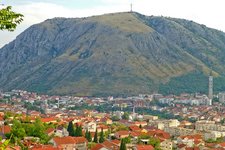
top-left (67, 121), bottom-right (75, 136)
top-left (119, 138), bottom-right (126, 150)
top-left (0, 5), bottom-right (23, 31)
top-left (93, 129), bottom-right (98, 143)
top-left (99, 128), bottom-right (105, 143)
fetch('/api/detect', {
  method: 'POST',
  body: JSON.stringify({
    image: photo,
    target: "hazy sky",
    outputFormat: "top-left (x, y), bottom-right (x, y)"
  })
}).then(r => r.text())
top-left (0, 0), bottom-right (225, 48)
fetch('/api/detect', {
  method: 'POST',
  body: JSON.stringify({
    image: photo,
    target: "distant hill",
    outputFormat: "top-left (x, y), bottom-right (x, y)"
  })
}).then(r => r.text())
top-left (1, 12), bottom-right (225, 96)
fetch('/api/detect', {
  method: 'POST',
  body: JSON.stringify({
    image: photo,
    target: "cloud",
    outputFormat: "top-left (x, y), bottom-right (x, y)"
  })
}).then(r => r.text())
top-left (1, 0), bottom-right (225, 48)
top-left (0, 1), bottom-right (129, 48)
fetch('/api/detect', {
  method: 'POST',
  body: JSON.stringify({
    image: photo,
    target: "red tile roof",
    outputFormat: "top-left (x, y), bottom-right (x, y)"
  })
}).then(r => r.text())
top-left (102, 140), bottom-right (119, 150)
top-left (135, 145), bottom-right (154, 150)
top-left (115, 130), bottom-right (130, 136)
top-left (41, 118), bottom-right (56, 123)
top-left (73, 137), bottom-right (88, 144)
top-left (218, 142), bottom-right (225, 147)
top-left (147, 130), bottom-right (170, 139)
top-left (53, 136), bottom-right (76, 145)
top-left (129, 125), bottom-right (141, 131)
top-left (111, 140), bottom-right (120, 146)
top-left (185, 147), bottom-right (200, 150)
top-left (46, 128), bottom-right (55, 134)
top-left (31, 145), bottom-right (62, 150)
top-left (91, 144), bottom-right (104, 150)
top-left (0, 125), bottom-right (11, 134)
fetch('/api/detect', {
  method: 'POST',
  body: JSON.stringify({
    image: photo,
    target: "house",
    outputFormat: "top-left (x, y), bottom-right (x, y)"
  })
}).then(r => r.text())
top-left (0, 125), bottom-right (11, 134)
top-left (52, 136), bottom-right (87, 150)
top-left (215, 142), bottom-right (225, 149)
top-left (129, 125), bottom-right (141, 132)
top-left (114, 131), bottom-right (130, 139)
top-left (74, 137), bottom-right (88, 150)
top-left (91, 140), bottom-right (120, 150)
top-left (41, 118), bottom-right (57, 124)
top-left (83, 121), bottom-right (96, 132)
top-left (97, 125), bottom-right (109, 133)
top-left (91, 144), bottom-right (109, 150)
top-left (100, 118), bottom-right (112, 125)
top-left (54, 126), bottom-right (69, 137)
top-left (133, 145), bottom-right (154, 150)
top-left (147, 129), bottom-right (170, 140)
top-left (46, 128), bottom-right (55, 136)
top-left (0, 116), bottom-right (4, 125)
top-left (30, 145), bottom-right (62, 150)
top-left (133, 121), bottom-right (147, 127)
top-left (177, 134), bottom-right (203, 148)
top-left (160, 139), bottom-right (173, 150)
top-left (101, 140), bottom-right (120, 150)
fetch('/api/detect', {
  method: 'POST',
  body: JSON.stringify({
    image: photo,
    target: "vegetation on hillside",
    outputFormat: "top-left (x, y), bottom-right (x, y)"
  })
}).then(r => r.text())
top-left (1, 12), bottom-right (225, 96)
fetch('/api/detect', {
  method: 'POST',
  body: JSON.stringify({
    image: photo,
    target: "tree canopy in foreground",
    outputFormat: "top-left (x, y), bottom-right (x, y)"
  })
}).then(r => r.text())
top-left (0, 6), bottom-right (23, 31)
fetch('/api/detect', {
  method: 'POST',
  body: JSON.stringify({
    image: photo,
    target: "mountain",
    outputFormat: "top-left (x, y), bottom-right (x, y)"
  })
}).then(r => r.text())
top-left (1, 12), bottom-right (225, 96)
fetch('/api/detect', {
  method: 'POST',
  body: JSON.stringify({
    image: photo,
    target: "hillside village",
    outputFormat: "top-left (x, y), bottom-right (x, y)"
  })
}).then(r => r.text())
top-left (1, 90), bottom-right (225, 149)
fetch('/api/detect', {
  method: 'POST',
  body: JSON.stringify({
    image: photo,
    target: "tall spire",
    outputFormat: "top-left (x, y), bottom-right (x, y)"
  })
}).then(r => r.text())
top-left (208, 73), bottom-right (213, 100)
top-left (130, 3), bottom-right (133, 12)
top-left (133, 105), bottom-right (135, 114)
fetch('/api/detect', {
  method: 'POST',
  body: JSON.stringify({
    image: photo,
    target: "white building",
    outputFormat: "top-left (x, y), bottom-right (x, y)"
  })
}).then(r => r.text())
top-left (219, 92), bottom-right (225, 103)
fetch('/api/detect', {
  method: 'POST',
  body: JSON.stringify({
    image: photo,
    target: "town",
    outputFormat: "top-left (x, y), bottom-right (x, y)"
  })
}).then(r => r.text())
top-left (1, 85), bottom-right (225, 150)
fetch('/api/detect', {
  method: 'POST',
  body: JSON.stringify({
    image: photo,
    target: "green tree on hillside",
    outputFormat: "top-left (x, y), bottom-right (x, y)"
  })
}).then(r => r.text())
top-left (120, 138), bottom-right (126, 150)
top-left (93, 129), bottom-right (98, 143)
top-left (99, 128), bottom-right (104, 143)
top-left (148, 137), bottom-right (161, 149)
top-left (75, 125), bottom-right (83, 137)
top-left (122, 112), bottom-right (129, 120)
top-left (87, 131), bottom-right (92, 142)
top-left (32, 119), bottom-right (50, 144)
top-left (0, 5), bottom-right (23, 31)
top-left (85, 130), bottom-right (92, 142)
top-left (67, 121), bottom-right (75, 136)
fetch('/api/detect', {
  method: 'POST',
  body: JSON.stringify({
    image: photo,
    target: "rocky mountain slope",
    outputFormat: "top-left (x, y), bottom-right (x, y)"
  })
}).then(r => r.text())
top-left (1, 12), bottom-right (225, 96)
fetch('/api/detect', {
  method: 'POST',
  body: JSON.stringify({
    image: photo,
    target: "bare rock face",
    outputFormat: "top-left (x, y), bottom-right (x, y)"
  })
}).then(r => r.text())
top-left (0, 12), bottom-right (225, 96)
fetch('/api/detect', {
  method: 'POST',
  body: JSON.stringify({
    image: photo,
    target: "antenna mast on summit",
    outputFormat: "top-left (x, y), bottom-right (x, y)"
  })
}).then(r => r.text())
top-left (130, 3), bottom-right (133, 12)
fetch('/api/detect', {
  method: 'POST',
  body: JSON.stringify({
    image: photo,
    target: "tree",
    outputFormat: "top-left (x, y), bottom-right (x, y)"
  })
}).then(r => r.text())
top-left (85, 130), bottom-right (89, 139)
top-left (122, 112), bottom-right (129, 120)
top-left (11, 120), bottom-right (26, 139)
top-left (0, 6), bottom-right (23, 31)
top-left (87, 131), bottom-right (92, 142)
top-left (99, 128), bottom-right (104, 143)
top-left (32, 119), bottom-right (50, 144)
top-left (67, 121), bottom-right (75, 136)
top-left (75, 125), bottom-right (83, 137)
top-left (93, 129), bottom-right (98, 143)
top-left (120, 138), bottom-right (126, 150)
top-left (85, 130), bottom-right (92, 142)
top-left (123, 136), bottom-right (131, 144)
top-left (148, 137), bottom-right (160, 149)
top-left (0, 138), bottom-right (10, 149)
top-left (111, 115), bottom-right (120, 121)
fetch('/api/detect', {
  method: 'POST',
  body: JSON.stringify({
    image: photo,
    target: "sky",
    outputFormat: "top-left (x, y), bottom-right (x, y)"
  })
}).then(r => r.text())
top-left (0, 0), bottom-right (225, 48)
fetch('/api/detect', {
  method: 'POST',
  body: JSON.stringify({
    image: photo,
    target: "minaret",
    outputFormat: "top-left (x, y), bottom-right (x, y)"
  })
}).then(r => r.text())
top-left (208, 72), bottom-right (213, 100)
top-left (58, 99), bottom-right (60, 108)
top-left (44, 100), bottom-right (48, 114)
top-left (130, 3), bottom-right (133, 12)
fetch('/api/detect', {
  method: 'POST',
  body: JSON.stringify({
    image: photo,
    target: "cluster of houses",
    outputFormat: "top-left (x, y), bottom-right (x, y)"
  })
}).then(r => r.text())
top-left (1, 109), bottom-right (225, 150)
top-left (1, 90), bottom-right (225, 149)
